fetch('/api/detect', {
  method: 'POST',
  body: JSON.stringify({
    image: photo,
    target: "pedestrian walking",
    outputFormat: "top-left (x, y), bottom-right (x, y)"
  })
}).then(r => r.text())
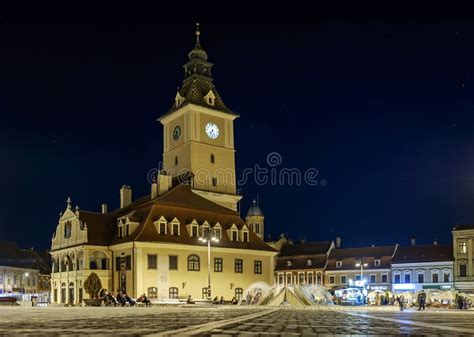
top-left (397, 295), bottom-right (404, 311)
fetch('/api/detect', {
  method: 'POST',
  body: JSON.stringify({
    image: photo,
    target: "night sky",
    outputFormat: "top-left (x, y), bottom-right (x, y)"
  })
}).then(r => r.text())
top-left (1, 10), bottom-right (474, 250)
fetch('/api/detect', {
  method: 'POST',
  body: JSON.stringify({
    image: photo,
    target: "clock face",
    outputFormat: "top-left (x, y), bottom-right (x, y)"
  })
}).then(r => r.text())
top-left (173, 125), bottom-right (181, 141)
top-left (205, 123), bottom-right (219, 139)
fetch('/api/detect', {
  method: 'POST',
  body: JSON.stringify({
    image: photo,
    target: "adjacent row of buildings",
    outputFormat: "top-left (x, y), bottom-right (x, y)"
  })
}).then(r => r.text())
top-left (0, 240), bottom-right (51, 296)
top-left (272, 236), bottom-right (459, 294)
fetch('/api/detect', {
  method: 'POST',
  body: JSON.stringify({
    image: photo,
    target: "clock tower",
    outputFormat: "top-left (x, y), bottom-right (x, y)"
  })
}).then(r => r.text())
top-left (158, 24), bottom-right (242, 211)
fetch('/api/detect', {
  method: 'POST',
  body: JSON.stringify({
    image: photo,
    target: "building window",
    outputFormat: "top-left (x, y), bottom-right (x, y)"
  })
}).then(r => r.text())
top-left (254, 260), bottom-right (262, 274)
top-left (235, 259), bottom-right (243, 273)
top-left (278, 274), bottom-right (284, 285)
top-left (307, 260), bottom-right (312, 266)
top-left (254, 223), bottom-right (260, 234)
top-left (175, 156), bottom-right (178, 166)
top-left (242, 232), bottom-right (249, 242)
top-left (298, 274), bottom-right (304, 284)
top-left (394, 274), bottom-right (401, 283)
top-left (172, 223), bottom-right (179, 236)
top-left (64, 222), bottom-right (72, 239)
top-left (443, 272), bottom-right (450, 282)
top-left (459, 241), bottom-right (467, 254)
top-left (235, 288), bottom-right (243, 301)
top-left (329, 275), bottom-right (335, 284)
top-left (191, 226), bottom-right (198, 237)
top-left (212, 177), bottom-right (217, 186)
top-left (374, 259), bottom-right (380, 266)
top-left (341, 275), bottom-right (347, 284)
top-left (432, 273), bottom-right (439, 283)
top-left (232, 231), bottom-right (238, 242)
top-left (210, 154), bottom-right (215, 164)
top-left (214, 258), bottom-right (223, 272)
top-left (404, 274), bottom-right (411, 283)
top-left (214, 228), bottom-right (221, 239)
top-left (416, 273), bottom-right (423, 283)
top-left (169, 287), bottom-right (178, 299)
top-left (188, 255), bottom-right (200, 271)
top-left (355, 275), bottom-right (361, 281)
top-left (460, 264), bottom-right (467, 277)
top-left (336, 261), bottom-right (342, 268)
top-left (287, 261), bottom-right (292, 267)
top-left (118, 226), bottom-right (123, 238)
top-left (159, 222), bottom-right (166, 235)
top-left (287, 274), bottom-right (292, 285)
top-left (382, 274), bottom-right (388, 283)
top-left (370, 275), bottom-right (376, 283)
top-left (126, 255), bottom-right (131, 270)
top-left (126, 224), bottom-right (130, 236)
top-left (169, 255), bottom-right (178, 270)
top-left (148, 287), bottom-right (158, 299)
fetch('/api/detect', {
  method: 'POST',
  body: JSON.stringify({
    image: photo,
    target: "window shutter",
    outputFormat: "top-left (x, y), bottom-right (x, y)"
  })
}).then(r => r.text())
top-left (115, 257), bottom-right (120, 271)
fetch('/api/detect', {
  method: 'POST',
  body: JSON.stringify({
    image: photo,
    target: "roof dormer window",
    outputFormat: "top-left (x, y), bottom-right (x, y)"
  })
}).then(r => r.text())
top-left (336, 261), bottom-right (342, 268)
top-left (307, 260), bottom-right (312, 266)
top-left (170, 218), bottom-right (180, 236)
top-left (287, 260), bottom-right (292, 267)
top-left (374, 259), bottom-right (381, 266)
top-left (204, 90), bottom-right (215, 106)
top-left (154, 216), bottom-right (167, 235)
top-left (175, 92), bottom-right (184, 107)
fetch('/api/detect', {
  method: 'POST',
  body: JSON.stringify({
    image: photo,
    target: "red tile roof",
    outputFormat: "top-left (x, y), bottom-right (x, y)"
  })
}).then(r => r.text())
top-left (392, 244), bottom-right (453, 263)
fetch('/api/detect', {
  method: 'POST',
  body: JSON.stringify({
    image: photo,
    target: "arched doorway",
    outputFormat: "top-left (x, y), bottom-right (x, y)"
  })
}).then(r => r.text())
top-left (68, 282), bottom-right (74, 304)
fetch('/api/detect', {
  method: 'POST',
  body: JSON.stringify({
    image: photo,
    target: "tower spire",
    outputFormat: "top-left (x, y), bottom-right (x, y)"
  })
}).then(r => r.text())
top-left (195, 22), bottom-right (201, 45)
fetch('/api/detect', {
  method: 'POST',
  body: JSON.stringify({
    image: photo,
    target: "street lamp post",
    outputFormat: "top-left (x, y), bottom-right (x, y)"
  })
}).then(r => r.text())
top-left (199, 227), bottom-right (219, 300)
top-left (355, 261), bottom-right (368, 282)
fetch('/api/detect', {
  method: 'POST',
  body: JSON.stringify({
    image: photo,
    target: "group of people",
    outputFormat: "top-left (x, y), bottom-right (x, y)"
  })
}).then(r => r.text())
top-left (211, 296), bottom-right (239, 305)
top-left (98, 289), bottom-right (151, 307)
top-left (455, 294), bottom-right (472, 310)
top-left (244, 290), bottom-right (262, 305)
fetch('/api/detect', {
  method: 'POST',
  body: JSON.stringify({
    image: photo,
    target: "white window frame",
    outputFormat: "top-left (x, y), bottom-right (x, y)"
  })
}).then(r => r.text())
top-left (381, 273), bottom-right (388, 283)
top-left (374, 259), bottom-right (380, 266)
top-left (329, 275), bottom-right (335, 284)
top-left (369, 274), bottom-right (376, 284)
top-left (340, 275), bottom-right (347, 284)
top-left (336, 261), bottom-right (342, 268)
top-left (431, 270), bottom-right (440, 283)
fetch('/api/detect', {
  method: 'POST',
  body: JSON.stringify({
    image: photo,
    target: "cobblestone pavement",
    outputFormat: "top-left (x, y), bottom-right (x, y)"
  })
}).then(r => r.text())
top-left (1, 306), bottom-right (474, 336)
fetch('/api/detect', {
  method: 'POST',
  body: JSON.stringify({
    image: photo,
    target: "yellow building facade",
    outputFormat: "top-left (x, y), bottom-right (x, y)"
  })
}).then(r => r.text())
top-left (50, 26), bottom-right (277, 305)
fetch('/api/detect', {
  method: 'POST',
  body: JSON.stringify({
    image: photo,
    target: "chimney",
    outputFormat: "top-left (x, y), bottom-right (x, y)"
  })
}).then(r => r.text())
top-left (157, 172), bottom-right (172, 196)
top-left (120, 185), bottom-right (132, 208)
top-left (433, 238), bottom-right (438, 245)
top-left (411, 236), bottom-right (416, 247)
top-left (335, 236), bottom-right (341, 249)
top-left (151, 182), bottom-right (158, 199)
top-left (152, 171), bottom-right (173, 200)
top-left (101, 204), bottom-right (108, 214)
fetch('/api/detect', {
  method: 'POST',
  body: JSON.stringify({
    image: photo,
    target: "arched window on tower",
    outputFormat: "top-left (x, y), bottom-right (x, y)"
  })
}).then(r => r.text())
top-left (175, 156), bottom-right (178, 166)
top-left (210, 154), bottom-right (215, 164)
